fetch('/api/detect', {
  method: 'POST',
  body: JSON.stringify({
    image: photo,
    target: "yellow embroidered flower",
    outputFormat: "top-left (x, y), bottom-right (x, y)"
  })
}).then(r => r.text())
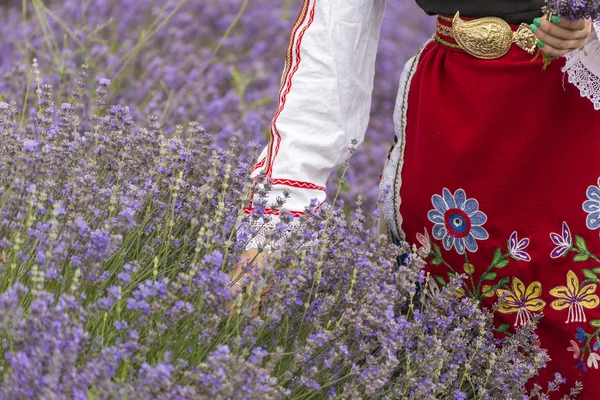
top-left (496, 278), bottom-right (546, 327)
top-left (550, 270), bottom-right (600, 323)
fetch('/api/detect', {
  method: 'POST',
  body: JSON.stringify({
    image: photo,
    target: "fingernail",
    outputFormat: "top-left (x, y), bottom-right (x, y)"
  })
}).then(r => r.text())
top-left (551, 15), bottom-right (561, 24)
top-left (536, 39), bottom-right (545, 48)
top-left (533, 18), bottom-right (542, 27)
top-left (529, 24), bottom-right (538, 33)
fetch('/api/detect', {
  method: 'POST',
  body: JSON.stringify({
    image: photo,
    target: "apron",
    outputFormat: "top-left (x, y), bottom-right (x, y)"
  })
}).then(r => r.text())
top-left (381, 15), bottom-right (600, 398)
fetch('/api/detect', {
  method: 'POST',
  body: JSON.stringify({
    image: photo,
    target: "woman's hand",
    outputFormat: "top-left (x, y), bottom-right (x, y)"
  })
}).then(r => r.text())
top-left (529, 16), bottom-right (593, 58)
top-left (530, 16), bottom-right (593, 58)
top-left (228, 248), bottom-right (270, 317)
top-left (229, 248), bottom-right (263, 292)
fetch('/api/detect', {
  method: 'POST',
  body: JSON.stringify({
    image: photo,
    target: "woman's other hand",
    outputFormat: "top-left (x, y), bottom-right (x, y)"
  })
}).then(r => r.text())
top-left (229, 248), bottom-right (264, 293)
top-left (530, 16), bottom-right (593, 58)
top-left (228, 248), bottom-right (270, 318)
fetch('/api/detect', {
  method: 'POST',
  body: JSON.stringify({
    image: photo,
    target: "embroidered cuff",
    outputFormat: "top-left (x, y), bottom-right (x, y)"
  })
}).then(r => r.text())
top-left (562, 21), bottom-right (600, 111)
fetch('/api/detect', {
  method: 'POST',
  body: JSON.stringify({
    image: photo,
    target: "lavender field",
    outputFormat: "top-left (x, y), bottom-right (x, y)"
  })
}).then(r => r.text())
top-left (0, 1), bottom-right (549, 398)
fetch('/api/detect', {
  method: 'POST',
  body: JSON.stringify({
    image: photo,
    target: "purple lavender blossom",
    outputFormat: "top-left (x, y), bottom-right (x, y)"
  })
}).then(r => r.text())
top-left (544, 0), bottom-right (600, 19)
top-left (0, 0), bottom-right (433, 215)
top-left (0, 1), bottom-right (553, 398)
top-left (22, 139), bottom-right (38, 152)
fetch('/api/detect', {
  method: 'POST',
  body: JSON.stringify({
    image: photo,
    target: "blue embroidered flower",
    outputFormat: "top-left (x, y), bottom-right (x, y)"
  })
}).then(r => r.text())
top-left (427, 188), bottom-right (489, 254)
top-left (576, 327), bottom-right (586, 344)
top-left (583, 178), bottom-right (600, 230)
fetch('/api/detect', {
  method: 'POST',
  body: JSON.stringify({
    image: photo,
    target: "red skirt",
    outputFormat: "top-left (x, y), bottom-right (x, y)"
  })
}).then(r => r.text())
top-left (396, 18), bottom-right (600, 398)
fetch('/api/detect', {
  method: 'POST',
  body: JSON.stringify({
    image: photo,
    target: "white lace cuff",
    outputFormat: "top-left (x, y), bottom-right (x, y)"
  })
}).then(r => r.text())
top-left (246, 215), bottom-right (282, 252)
top-left (562, 21), bottom-right (600, 110)
top-left (245, 215), bottom-right (303, 252)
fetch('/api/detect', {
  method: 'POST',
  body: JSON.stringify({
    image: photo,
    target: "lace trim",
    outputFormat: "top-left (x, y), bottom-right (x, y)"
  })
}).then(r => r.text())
top-left (245, 215), bottom-right (303, 252)
top-left (378, 40), bottom-right (431, 241)
top-left (246, 215), bottom-right (281, 251)
top-left (562, 21), bottom-right (600, 111)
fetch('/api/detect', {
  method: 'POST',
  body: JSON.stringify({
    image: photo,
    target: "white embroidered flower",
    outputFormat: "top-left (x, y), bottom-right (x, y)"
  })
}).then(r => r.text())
top-left (549, 222), bottom-right (572, 259)
top-left (508, 231), bottom-right (531, 262)
top-left (416, 228), bottom-right (431, 257)
top-left (588, 353), bottom-right (600, 369)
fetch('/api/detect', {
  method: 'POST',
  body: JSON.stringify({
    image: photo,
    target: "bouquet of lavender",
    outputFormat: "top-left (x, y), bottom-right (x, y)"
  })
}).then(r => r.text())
top-left (543, 0), bottom-right (600, 20)
top-left (536, 1), bottom-right (600, 67)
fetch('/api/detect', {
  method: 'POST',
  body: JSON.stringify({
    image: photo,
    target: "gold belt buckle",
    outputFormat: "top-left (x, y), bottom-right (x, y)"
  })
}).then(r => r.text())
top-left (450, 11), bottom-right (537, 59)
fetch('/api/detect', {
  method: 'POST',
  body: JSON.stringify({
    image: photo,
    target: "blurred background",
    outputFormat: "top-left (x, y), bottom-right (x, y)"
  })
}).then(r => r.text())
top-left (0, 0), bottom-right (433, 215)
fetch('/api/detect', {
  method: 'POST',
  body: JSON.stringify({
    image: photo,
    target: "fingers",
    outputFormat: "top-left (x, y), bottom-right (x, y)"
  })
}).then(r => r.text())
top-left (228, 248), bottom-right (262, 288)
top-left (552, 16), bottom-right (590, 31)
top-left (227, 248), bottom-right (279, 318)
top-left (231, 281), bottom-right (244, 295)
top-left (530, 17), bottom-right (592, 58)
top-left (533, 30), bottom-right (582, 57)
top-left (534, 31), bottom-right (581, 53)
top-left (539, 17), bottom-right (591, 40)
top-left (229, 262), bottom-right (245, 294)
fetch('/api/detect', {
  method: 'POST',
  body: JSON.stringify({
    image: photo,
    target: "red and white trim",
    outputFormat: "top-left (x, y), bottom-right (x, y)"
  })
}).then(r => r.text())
top-left (250, 156), bottom-right (267, 174)
top-left (265, 0), bottom-right (317, 178)
top-left (244, 207), bottom-right (305, 218)
top-left (271, 178), bottom-right (326, 192)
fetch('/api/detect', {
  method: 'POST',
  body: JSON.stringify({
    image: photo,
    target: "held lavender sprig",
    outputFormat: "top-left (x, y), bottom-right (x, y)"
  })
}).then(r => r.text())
top-left (543, 0), bottom-right (600, 20)
top-left (536, 0), bottom-right (600, 67)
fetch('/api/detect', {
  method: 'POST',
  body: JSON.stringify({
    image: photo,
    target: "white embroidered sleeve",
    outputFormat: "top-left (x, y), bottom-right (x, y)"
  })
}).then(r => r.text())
top-left (245, 0), bottom-right (386, 249)
top-left (562, 20), bottom-right (600, 110)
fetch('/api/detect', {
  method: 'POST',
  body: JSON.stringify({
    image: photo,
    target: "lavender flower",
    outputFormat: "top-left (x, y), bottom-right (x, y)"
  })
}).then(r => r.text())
top-left (0, 0), bottom-right (433, 215)
top-left (0, 2), bottom-right (552, 398)
top-left (0, 70), bottom-right (549, 395)
top-left (544, 0), bottom-right (600, 19)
